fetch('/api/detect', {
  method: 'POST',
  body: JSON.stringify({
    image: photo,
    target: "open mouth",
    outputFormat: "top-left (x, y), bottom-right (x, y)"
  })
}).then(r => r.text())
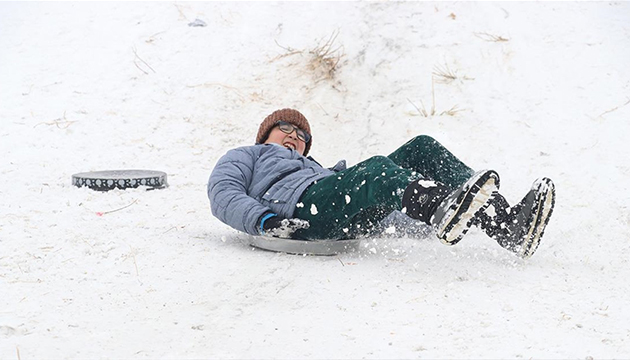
top-left (283, 142), bottom-right (296, 150)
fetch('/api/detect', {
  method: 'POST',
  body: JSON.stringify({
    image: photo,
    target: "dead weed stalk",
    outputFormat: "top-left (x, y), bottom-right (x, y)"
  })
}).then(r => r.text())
top-left (432, 63), bottom-right (458, 84)
top-left (408, 77), bottom-right (465, 118)
top-left (474, 32), bottom-right (509, 42)
top-left (433, 62), bottom-right (474, 84)
top-left (132, 46), bottom-right (156, 75)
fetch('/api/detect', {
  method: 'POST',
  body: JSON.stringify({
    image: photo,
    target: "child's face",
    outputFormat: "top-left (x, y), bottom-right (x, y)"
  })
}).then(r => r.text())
top-left (264, 126), bottom-right (307, 155)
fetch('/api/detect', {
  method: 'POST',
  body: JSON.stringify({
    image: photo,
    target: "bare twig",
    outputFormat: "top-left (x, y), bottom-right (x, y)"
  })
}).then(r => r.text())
top-left (132, 46), bottom-right (156, 74)
top-left (270, 40), bottom-right (303, 62)
top-left (162, 226), bottom-right (178, 234)
top-left (407, 98), bottom-right (423, 116)
top-left (16, 346), bottom-right (21, 360)
top-left (134, 61), bottom-right (148, 75)
top-left (474, 32), bottom-right (509, 42)
top-left (129, 246), bottom-right (139, 276)
top-left (145, 31), bottom-right (166, 44)
top-left (174, 4), bottom-right (188, 21)
top-left (431, 76), bottom-right (436, 116)
top-left (317, 103), bottom-right (329, 116)
top-left (96, 199), bottom-right (138, 216)
top-left (598, 98), bottom-right (630, 118)
top-left (34, 120), bottom-right (76, 129)
top-left (273, 39), bottom-right (296, 53)
top-left (34, 111), bottom-right (77, 129)
top-left (418, 100), bottom-right (429, 117)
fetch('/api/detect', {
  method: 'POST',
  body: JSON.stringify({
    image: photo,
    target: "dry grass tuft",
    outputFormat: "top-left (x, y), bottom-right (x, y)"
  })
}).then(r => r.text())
top-left (407, 76), bottom-right (466, 118)
top-left (439, 104), bottom-right (464, 116)
top-left (271, 30), bottom-right (345, 84)
top-left (433, 62), bottom-right (474, 84)
top-left (432, 63), bottom-right (458, 84)
top-left (307, 30), bottom-right (345, 82)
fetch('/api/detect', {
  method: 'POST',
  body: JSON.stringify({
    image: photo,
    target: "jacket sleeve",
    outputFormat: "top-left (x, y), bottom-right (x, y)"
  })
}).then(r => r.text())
top-left (207, 148), bottom-right (270, 235)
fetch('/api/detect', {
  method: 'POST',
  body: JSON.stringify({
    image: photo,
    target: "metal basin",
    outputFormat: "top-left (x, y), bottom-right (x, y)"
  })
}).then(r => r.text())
top-left (247, 236), bottom-right (361, 256)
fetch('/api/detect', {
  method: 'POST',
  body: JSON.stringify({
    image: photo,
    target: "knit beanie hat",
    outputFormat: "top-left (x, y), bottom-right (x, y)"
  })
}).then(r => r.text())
top-left (256, 108), bottom-right (312, 156)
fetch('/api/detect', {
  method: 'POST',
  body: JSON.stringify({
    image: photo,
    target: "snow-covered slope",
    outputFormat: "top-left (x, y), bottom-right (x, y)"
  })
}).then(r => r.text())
top-left (1, 2), bottom-right (629, 358)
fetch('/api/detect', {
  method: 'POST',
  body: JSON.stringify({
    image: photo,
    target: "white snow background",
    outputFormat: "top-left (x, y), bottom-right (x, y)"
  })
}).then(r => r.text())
top-left (1, 1), bottom-right (630, 359)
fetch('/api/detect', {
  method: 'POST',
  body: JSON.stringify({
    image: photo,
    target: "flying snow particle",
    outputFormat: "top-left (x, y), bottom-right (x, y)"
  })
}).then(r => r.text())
top-left (296, 202), bottom-right (304, 208)
top-left (385, 226), bottom-right (396, 234)
top-left (343, 228), bottom-right (349, 233)
top-left (345, 195), bottom-right (351, 204)
top-left (310, 204), bottom-right (318, 215)
top-left (418, 180), bottom-right (437, 187)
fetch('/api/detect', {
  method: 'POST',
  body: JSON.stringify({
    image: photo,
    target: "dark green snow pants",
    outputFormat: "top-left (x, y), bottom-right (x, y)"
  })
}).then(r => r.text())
top-left (292, 135), bottom-right (476, 240)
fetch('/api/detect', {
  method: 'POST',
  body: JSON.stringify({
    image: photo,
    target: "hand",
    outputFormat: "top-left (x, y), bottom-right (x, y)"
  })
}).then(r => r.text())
top-left (260, 213), bottom-right (310, 238)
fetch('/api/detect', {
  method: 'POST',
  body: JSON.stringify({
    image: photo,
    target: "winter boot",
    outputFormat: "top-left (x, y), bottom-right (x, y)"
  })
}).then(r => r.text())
top-left (475, 178), bottom-right (556, 258)
top-left (402, 170), bottom-right (500, 245)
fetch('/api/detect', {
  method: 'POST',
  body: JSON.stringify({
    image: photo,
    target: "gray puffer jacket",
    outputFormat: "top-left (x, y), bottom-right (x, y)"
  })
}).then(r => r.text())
top-left (207, 144), bottom-right (345, 235)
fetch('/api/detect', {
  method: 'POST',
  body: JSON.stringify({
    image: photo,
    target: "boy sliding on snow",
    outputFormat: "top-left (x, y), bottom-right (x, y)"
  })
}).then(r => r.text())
top-left (207, 108), bottom-right (555, 258)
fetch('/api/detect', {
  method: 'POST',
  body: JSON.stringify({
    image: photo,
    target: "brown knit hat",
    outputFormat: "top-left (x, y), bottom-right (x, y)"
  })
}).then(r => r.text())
top-left (256, 108), bottom-right (312, 156)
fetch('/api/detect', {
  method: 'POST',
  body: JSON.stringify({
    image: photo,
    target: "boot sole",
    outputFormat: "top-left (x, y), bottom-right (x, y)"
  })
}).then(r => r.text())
top-left (437, 171), bottom-right (499, 245)
top-left (518, 178), bottom-right (556, 258)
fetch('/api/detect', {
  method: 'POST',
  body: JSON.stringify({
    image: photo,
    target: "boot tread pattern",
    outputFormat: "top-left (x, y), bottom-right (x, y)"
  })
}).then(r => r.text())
top-left (519, 178), bottom-right (556, 258)
top-left (437, 171), bottom-right (499, 245)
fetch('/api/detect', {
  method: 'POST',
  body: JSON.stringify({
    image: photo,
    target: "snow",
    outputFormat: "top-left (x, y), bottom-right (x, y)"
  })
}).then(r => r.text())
top-left (2, 1), bottom-right (630, 358)
top-left (417, 180), bottom-right (438, 188)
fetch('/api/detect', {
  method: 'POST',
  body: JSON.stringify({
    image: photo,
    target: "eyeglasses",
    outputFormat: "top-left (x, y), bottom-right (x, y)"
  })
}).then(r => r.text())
top-left (276, 121), bottom-right (311, 143)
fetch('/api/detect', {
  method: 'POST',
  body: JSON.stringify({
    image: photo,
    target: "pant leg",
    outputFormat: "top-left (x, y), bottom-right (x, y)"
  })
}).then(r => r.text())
top-left (292, 156), bottom-right (419, 240)
top-left (387, 135), bottom-right (475, 189)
